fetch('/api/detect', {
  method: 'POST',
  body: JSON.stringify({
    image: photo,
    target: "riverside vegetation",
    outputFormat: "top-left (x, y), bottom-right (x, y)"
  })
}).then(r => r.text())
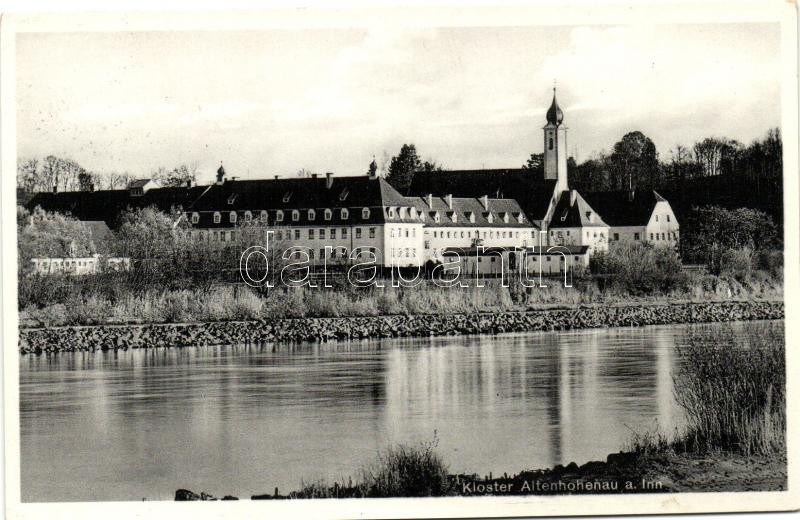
top-left (175, 322), bottom-right (785, 500)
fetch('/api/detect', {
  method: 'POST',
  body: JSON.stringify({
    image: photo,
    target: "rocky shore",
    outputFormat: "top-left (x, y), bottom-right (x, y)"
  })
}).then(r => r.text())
top-left (19, 300), bottom-right (783, 354)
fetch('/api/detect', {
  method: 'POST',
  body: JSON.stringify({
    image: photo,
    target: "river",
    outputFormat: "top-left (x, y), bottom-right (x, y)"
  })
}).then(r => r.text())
top-left (20, 321), bottom-right (774, 502)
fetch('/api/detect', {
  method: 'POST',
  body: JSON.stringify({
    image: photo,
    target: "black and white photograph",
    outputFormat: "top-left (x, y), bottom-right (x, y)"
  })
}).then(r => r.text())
top-left (2, 2), bottom-right (798, 518)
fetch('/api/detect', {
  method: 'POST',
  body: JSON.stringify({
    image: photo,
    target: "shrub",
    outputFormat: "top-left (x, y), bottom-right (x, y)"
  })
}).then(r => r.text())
top-left (719, 247), bottom-right (753, 281)
top-left (358, 436), bottom-right (451, 497)
top-left (672, 322), bottom-right (785, 456)
top-left (591, 242), bottom-right (685, 295)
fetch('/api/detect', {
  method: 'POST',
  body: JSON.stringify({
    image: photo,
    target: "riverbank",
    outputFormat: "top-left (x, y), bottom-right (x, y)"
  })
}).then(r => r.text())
top-left (19, 299), bottom-right (783, 354)
top-left (176, 450), bottom-right (787, 500)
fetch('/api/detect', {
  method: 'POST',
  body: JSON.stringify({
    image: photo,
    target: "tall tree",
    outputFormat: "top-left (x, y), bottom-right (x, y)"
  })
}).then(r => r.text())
top-left (153, 163), bottom-right (199, 187)
top-left (522, 153), bottom-right (544, 172)
top-left (386, 144), bottom-right (422, 193)
top-left (17, 206), bottom-right (96, 269)
top-left (609, 131), bottom-right (660, 190)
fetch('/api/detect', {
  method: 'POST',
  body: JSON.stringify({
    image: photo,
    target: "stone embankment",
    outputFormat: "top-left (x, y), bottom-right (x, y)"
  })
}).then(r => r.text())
top-left (19, 300), bottom-right (783, 354)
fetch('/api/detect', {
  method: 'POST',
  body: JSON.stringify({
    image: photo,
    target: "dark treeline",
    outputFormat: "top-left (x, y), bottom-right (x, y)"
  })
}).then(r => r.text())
top-left (17, 156), bottom-right (200, 193)
top-left (565, 129), bottom-right (783, 228)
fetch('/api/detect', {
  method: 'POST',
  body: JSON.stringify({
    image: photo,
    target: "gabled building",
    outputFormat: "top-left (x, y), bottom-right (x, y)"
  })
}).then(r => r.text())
top-left (581, 190), bottom-right (679, 246)
top-left (548, 190), bottom-right (609, 253)
top-left (409, 194), bottom-right (537, 261)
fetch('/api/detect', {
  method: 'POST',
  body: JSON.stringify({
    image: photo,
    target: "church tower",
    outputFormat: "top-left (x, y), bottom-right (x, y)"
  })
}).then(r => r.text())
top-left (543, 88), bottom-right (569, 193)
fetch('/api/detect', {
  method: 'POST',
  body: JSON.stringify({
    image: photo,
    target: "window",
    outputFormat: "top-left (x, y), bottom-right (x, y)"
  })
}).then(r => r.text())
top-left (308, 209), bottom-right (316, 221)
top-left (356, 228), bottom-right (362, 239)
top-left (230, 211), bottom-right (237, 223)
top-left (191, 212), bottom-right (199, 224)
top-left (213, 212), bottom-right (221, 224)
top-left (324, 209), bottom-right (332, 221)
top-left (283, 191), bottom-right (293, 203)
top-left (613, 233), bottom-right (619, 241)
top-left (276, 210), bottom-right (284, 222)
top-left (362, 208), bottom-right (370, 219)
top-left (667, 215), bottom-right (671, 222)
top-left (309, 249), bottom-right (315, 260)
top-left (227, 194), bottom-right (237, 205)
top-left (341, 208), bottom-right (349, 219)
top-left (549, 137), bottom-right (554, 150)
top-left (292, 210), bottom-right (300, 221)
top-left (260, 210), bottom-right (268, 223)
top-left (320, 229), bottom-right (326, 239)
top-left (319, 249), bottom-right (325, 259)
top-left (342, 228), bottom-right (348, 238)
top-left (331, 229), bottom-right (336, 239)
top-left (221, 232), bottom-right (227, 242)
top-left (245, 211), bottom-right (252, 222)
top-left (650, 233), bottom-right (654, 240)
top-left (405, 229), bottom-right (409, 238)
top-left (276, 230), bottom-right (283, 241)
top-left (434, 212), bottom-right (440, 223)
top-left (634, 233), bottom-right (640, 241)
top-left (369, 227), bottom-right (375, 238)
top-left (309, 229), bottom-right (315, 239)
top-left (388, 208), bottom-right (396, 218)
top-left (294, 229), bottom-right (300, 240)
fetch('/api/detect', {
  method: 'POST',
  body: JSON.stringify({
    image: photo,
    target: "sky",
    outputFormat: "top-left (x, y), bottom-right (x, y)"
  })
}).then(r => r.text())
top-left (16, 23), bottom-right (781, 184)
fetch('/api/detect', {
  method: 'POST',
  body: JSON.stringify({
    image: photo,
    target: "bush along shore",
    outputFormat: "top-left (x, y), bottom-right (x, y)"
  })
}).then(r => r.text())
top-left (20, 300), bottom-right (782, 354)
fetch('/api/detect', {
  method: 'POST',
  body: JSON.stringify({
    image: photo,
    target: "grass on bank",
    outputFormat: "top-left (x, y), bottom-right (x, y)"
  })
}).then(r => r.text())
top-left (628, 322), bottom-right (785, 458)
top-left (20, 267), bottom-right (783, 328)
top-left (292, 436), bottom-right (452, 499)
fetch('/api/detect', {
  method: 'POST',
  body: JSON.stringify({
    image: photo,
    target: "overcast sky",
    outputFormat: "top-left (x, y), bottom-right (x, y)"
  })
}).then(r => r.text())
top-left (17, 23), bottom-right (780, 184)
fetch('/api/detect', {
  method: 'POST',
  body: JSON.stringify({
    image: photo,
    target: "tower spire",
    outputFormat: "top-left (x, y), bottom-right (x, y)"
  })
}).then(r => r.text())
top-left (546, 85), bottom-right (564, 126)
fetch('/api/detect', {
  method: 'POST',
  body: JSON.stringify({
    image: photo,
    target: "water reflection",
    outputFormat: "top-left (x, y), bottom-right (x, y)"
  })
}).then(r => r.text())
top-left (20, 321), bottom-right (779, 502)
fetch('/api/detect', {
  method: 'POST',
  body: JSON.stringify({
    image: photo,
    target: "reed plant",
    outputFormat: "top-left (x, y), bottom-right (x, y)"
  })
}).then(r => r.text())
top-left (671, 322), bottom-right (785, 457)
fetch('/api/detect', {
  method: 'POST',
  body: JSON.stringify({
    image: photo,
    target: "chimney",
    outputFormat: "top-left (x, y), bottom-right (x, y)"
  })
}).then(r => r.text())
top-left (570, 189), bottom-right (578, 206)
top-left (627, 189), bottom-right (635, 202)
top-left (425, 194), bottom-right (433, 208)
top-left (52, 185), bottom-right (58, 193)
top-left (274, 175), bottom-right (279, 180)
top-left (326, 172), bottom-right (334, 189)
top-left (185, 179), bottom-right (192, 188)
top-left (445, 194), bottom-right (453, 209)
top-left (480, 195), bottom-right (489, 210)
top-left (311, 173), bottom-right (318, 179)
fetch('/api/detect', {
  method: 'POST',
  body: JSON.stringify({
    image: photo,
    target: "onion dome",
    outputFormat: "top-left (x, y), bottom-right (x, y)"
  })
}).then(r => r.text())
top-left (546, 89), bottom-right (564, 126)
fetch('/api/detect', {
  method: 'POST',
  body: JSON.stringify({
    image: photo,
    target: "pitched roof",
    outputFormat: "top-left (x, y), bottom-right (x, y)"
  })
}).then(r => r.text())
top-left (128, 178), bottom-right (154, 188)
top-left (407, 169), bottom-right (558, 221)
top-left (581, 190), bottom-right (665, 227)
top-left (549, 191), bottom-right (608, 228)
top-left (26, 176), bottom-right (420, 229)
top-left (26, 185), bottom-right (216, 227)
top-left (408, 196), bottom-right (532, 228)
